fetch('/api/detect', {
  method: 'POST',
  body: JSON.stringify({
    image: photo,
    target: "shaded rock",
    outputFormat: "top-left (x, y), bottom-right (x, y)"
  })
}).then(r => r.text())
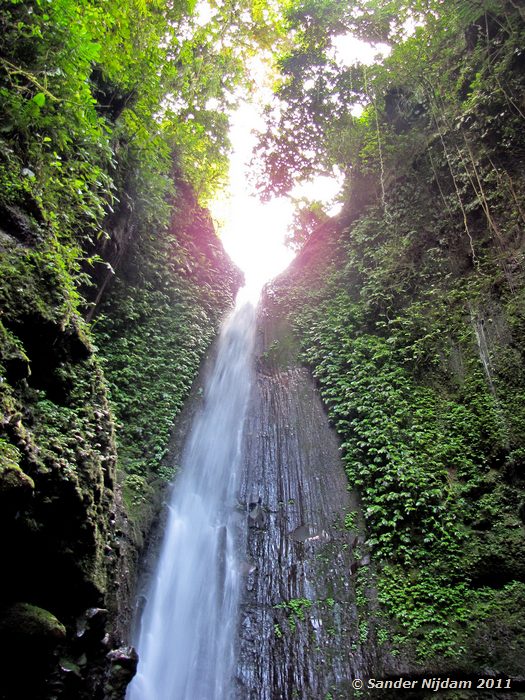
top-left (0, 463), bottom-right (34, 519)
top-left (351, 534), bottom-right (364, 549)
top-left (468, 527), bottom-right (525, 587)
top-left (76, 607), bottom-right (109, 647)
top-left (0, 601), bottom-right (66, 646)
top-left (236, 304), bottom-right (378, 700)
top-left (238, 558), bottom-right (257, 575)
top-left (518, 499), bottom-right (525, 525)
top-left (104, 646), bottom-right (138, 700)
top-left (288, 524), bottom-right (311, 542)
top-left (248, 498), bottom-right (266, 528)
top-left (0, 602), bottom-right (66, 695)
top-left (0, 202), bottom-right (43, 244)
top-left (288, 523), bottom-right (329, 543)
top-left (0, 462), bottom-right (34, 500)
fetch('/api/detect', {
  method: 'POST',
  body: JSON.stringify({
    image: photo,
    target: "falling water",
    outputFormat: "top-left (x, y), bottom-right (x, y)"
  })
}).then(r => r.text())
top-left (127, 294), bottom-right (255, 700)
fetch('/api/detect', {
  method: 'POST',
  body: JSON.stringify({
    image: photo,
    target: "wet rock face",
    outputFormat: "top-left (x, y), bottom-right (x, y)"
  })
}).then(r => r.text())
top-left (104, 646), bottom-right (139, 700)
top-left (235, 307), bottom-right (382, 699)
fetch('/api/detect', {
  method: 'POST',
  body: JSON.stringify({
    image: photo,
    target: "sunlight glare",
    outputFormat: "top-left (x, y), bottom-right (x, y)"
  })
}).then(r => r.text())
top-left (210, 52), bottom-right (356, 300)
top-left (330, 34), bottom-right (391, 67)
top-left (291, 171), bottom-right (344, 218)
top-left (328, 35), bottom-right (391, 118)
top-left (211, 96), bottom-right (295, 300)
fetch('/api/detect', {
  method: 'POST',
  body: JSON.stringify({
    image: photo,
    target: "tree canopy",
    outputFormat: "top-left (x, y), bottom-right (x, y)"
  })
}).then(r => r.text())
top-left (0, 0), bottom-right (283, 240)
top-left (254, 0), bottom-right (525, 209)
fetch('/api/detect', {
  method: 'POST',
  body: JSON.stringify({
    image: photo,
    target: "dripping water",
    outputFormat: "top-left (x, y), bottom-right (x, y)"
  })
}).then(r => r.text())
top-left (127, 293), bottom-right (255, 700)
top-left (469, 307), bottom-right (510, 448)
top-left (470, 309), bottom-right (496, 394)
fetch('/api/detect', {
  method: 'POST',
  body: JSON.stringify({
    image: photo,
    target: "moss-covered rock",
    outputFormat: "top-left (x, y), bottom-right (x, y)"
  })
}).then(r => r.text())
top-left (104, 646), bottom-right (139, 700)
top-left (0, 601), bottom-right (67, 645)
top-left (93, 182), bottom-right (241, 527)
top-left (0, 162), bottom-right (240, 697)
top-left (0, 602), bottom-right (67, 696)
top-left (0, 444), bottom-right (34, 513)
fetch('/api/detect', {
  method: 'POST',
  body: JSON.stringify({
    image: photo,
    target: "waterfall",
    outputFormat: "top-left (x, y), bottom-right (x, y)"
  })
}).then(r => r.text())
top-left (127, 294), bottom-right (255, 700)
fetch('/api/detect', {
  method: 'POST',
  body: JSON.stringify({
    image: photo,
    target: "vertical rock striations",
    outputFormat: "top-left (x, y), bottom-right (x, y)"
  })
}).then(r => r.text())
top-left (236, 302), bottom-right (386, 699)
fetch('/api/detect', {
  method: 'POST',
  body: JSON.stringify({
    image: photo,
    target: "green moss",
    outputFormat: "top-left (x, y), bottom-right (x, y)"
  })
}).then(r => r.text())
top-left (0, 438), bottom-right (22, 471)
top-left (93, 189), bottom-right (240, 537)
top-left (0, 439), bottom-right (35, 516)
top-left (0, 602), bottom-right (66, 644)
top-left (261, 322), bottom-right (301, 369)
top-left (0, 463), bottom-right (35, 493)
top-left (0, 319), bottom-right (30, 369)
top-left (274, 597), bottom-right (314, 635)
top-left (274, 244), bottom-right (525, 665)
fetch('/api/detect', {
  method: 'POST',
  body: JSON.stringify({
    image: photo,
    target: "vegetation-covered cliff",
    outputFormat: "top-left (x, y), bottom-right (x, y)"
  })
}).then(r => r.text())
top-left (261, 0), bottom-right (525, 686)
top-left (0, 0), bottom-right (262, 696)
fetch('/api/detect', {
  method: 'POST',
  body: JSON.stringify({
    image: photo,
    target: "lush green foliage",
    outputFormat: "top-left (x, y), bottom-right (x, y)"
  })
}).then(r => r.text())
top-left (286, 199), bottom-right (329, 251)
top-left (0, 0), bottom-right (282, 219)
top-left (2, 0), bottom-right (525, 689)
top-left (273, 197), bottom-right (525, 661)
top-left (93, 199), bottom-right (240, 523)
top-left (0, 3), bottom-right (260, 691)
top-left (256, 0), bottom-right (525, 211)
top-left (265, 0), bottom-right (525, 668)
top-left (0, 0), bottom-right (283, 351)
top-left (0, 0), bottom-right (280, 550)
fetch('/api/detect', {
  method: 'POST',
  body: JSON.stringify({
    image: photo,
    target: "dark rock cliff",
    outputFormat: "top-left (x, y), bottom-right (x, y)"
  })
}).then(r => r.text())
top-left (94, 181), bottom-right (243, 650)
top-left (236, 299), bottom-right (384, 699)
top-left (0, 175), bottom-right (240, 698)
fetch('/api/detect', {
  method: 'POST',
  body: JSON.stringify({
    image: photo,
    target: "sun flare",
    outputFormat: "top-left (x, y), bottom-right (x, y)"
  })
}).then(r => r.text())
top-left (210, 100), bottom-right (295, 299)
top-left (210, 50), bottom-right (355, 299)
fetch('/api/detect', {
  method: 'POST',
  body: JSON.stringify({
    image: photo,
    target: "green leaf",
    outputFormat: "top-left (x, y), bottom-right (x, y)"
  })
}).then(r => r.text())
top-left (32, 93), bottom-right (46, 108)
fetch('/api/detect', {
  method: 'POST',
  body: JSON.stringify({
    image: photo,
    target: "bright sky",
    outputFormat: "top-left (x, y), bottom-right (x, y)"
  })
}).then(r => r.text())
top-left (210, 100), bottom-right (295, 296)
top-left (210, 34), bottom-right (391, 298)
top-left (331, 33), bottom-right (391, 68)
top-left (210, 93), bottom-right (342, 298)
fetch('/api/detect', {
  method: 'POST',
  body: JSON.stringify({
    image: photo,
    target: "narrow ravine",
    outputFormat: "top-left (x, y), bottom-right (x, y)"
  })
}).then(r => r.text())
top-left (127, 296), bottom-right (256, 700)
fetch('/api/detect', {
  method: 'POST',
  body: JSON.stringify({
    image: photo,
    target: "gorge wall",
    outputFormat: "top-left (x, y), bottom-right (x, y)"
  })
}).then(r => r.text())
top-left (255, 4), bottom-right (525, 689)
top-left (0, 2), bottom-right (249, 696)
top-left (2, 1), bottom-right (525, 698)
top-left (265, 92), bottom-right (525, 700)
top-left (0, 175), bottom-right (240, 699)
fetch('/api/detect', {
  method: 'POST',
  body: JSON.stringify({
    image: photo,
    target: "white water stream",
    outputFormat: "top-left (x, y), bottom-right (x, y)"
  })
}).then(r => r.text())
top-left (127, 295), bottom-right (256, 700)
